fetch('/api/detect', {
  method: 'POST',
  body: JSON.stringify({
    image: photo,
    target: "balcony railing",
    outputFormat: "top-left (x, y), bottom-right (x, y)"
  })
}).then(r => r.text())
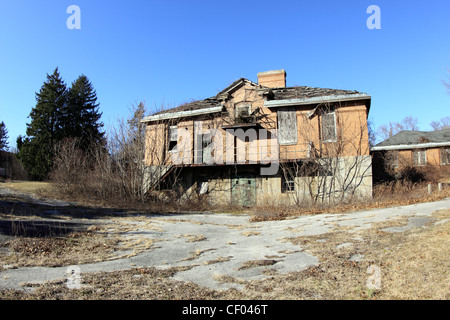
top-left (168, 142), bottom-right (313, 167)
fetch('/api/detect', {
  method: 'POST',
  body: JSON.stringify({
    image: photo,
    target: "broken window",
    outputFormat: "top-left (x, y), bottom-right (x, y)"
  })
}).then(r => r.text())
top-left (168, 126), bottom-right (178, 152)
top-left (199, 180), bottom-right (209, 195)
top-left (202, 133), bottom-right (212, 149)
top-left (235, 105), bottom-right (253, 124)
top-left (413, 149), bottom-right (427, 166)
top-left (235, 105), bottom-right (251, 118)
top-left (440, 148), bottom-right (450, 165)
top-left (321, 109), bottom-right (337, 141)
top-left (280, 165), bottom-right (296, 193)
top-left (277, 109), bottom-right (297, 145)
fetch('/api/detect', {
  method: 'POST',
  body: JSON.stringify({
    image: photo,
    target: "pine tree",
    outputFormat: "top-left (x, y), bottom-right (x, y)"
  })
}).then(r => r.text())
top-left (17, 69), bottom-right (105, 180)
top-left (0, 121), bottom-right (9, 151)
top-left (18, 68), bottom-right (67, 180)
top-left (65, 75), bottom-right (105, 150)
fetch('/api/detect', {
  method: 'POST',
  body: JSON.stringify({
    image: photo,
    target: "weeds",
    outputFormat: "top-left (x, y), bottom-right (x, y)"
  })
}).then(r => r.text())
top-left (251, 181), bottom-right (450, 221)
top-left (1, 231), bottom-right (119, 269)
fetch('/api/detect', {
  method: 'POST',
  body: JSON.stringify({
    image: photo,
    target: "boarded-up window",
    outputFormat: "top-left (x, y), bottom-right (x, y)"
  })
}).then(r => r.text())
top-left (413, 149), bottom-right (427, 166)
top-left (277, 110), bottom-right (297, 145)
top-left (322, 110), bottom-right (336, 141)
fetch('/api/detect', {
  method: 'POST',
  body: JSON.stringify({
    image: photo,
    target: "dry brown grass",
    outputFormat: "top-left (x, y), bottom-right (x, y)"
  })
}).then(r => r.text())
top-left (0, 216), bottom-right (159, 270)
top-left (251, 182), bottom-right (450, 222)
top-left (0, 231), bottom-right (119, 270)
top-left (377, 210), bottom-right (450, 299)
top-left (0, 181), bottom-right (54, 196)
top-left (237, 259), bottom-right (278, 271)
top-left (177, 234), bottom-right (207, 243)
top-left (179, 248), bottom-right (216, 262)
top-left (241, 230), bottom-right (261, 237)
top-left (0, 266), bottom-right (229, 300)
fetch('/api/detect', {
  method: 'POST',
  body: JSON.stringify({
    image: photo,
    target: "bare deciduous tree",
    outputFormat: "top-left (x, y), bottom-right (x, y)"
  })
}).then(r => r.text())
top-left (108, 102), bottom-right (148, 201)
top-left (51, 101), bottom-right (163, 204)
top-left (430, 117), bottom-right (450, 131)
top-left (443, 68), bottom-right (450, 95)
top-left (280, 103), bottom-right (372, 206)
top-left (376, 116), bottom-right (419, 141)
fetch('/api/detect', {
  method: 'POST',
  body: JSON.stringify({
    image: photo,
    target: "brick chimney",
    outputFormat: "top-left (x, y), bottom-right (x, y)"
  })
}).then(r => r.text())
top-left (257, 69), bottom-right (286, 88)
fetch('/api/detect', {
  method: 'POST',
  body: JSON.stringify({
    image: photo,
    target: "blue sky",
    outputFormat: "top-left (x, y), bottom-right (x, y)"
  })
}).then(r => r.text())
top-left (0, 0), bottom-right (449, 148)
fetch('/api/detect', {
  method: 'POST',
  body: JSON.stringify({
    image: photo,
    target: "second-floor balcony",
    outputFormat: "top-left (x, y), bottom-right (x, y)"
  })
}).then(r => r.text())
top-left (168, 141), bottom-right (314, 167)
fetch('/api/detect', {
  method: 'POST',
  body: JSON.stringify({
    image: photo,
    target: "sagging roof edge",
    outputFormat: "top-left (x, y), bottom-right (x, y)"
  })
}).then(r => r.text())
top-left (370, 141), bottom-right (450, 152)
top-left (141, 93), bottom-right (371, 123)
top-left (263, 93), bottom-right (371, 108)
top-left (141, 106), bottom-right (223, 123)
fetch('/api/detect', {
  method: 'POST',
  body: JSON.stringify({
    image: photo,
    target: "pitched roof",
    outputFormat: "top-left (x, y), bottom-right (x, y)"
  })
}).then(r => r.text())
top-left (149, 78), bottom-right (260, 117)
top-left (144, 78), bottom-right (369, 121)
top-left (151, 97), bottom-right (218, 116)
top-left (372, 128), bottom-right (450, 151)
top-left (270, 86), bottom-right (364, 100)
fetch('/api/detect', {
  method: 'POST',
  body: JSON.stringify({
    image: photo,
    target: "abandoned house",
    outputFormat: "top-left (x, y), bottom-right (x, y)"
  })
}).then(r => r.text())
top-left (371, 128), bottom-right (450, 182)
top-left (141, 70), bottom-right (373, 206)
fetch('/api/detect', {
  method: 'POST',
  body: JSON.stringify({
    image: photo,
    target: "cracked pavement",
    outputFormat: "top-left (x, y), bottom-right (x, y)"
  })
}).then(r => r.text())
top-left (1, 190), bottom-right (449, 291)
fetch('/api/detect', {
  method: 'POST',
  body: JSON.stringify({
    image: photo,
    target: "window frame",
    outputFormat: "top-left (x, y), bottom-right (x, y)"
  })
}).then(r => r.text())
top-left (235, 104), bottom-right (251, 118)
top-left (277, 109), bottom-right (298, 146)
top-left (168, 125), bottom-right (178, 153)
top-left (441, 148), bottom-right (450, 165)
top-left (201, 132), bottom-right (213, 164)
top-left (281, 174), bottom-right (295, 193)
top-left (413, 149), bottom-right (427, 166)
top-left (321, 108), bottom-right (337, 142)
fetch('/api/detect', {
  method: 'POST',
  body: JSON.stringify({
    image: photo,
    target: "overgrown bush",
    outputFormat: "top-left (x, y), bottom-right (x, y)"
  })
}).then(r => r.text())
top-left (50, 137), bottom-right (115, 202)
top-left (50, 103), bottom-right (152, 207)
top-left (376, 150), bottom-right (450, 184)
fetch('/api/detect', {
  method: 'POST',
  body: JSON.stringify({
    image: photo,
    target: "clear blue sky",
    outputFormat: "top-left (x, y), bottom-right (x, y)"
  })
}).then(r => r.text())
top-left (0, 0), bottom-right (449, 148)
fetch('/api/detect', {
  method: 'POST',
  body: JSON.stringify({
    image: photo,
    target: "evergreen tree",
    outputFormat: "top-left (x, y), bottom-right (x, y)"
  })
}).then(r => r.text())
top-left (17, 69), bottom-right (105, 180)
top-left (18, 68), bottom-right (67, 180)
top-left (0, 121), bottom-right (9, 151)
top-left (65, 75), bottom-right (105, 150)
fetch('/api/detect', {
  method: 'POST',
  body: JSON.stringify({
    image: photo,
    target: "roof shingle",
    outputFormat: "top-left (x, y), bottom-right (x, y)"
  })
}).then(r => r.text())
top-left (149, 78), bottom-right (367, 117)
top-left (270, 86), bottom-right (364, 100)
top-left (375, 128), bottom-right (450, 147)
